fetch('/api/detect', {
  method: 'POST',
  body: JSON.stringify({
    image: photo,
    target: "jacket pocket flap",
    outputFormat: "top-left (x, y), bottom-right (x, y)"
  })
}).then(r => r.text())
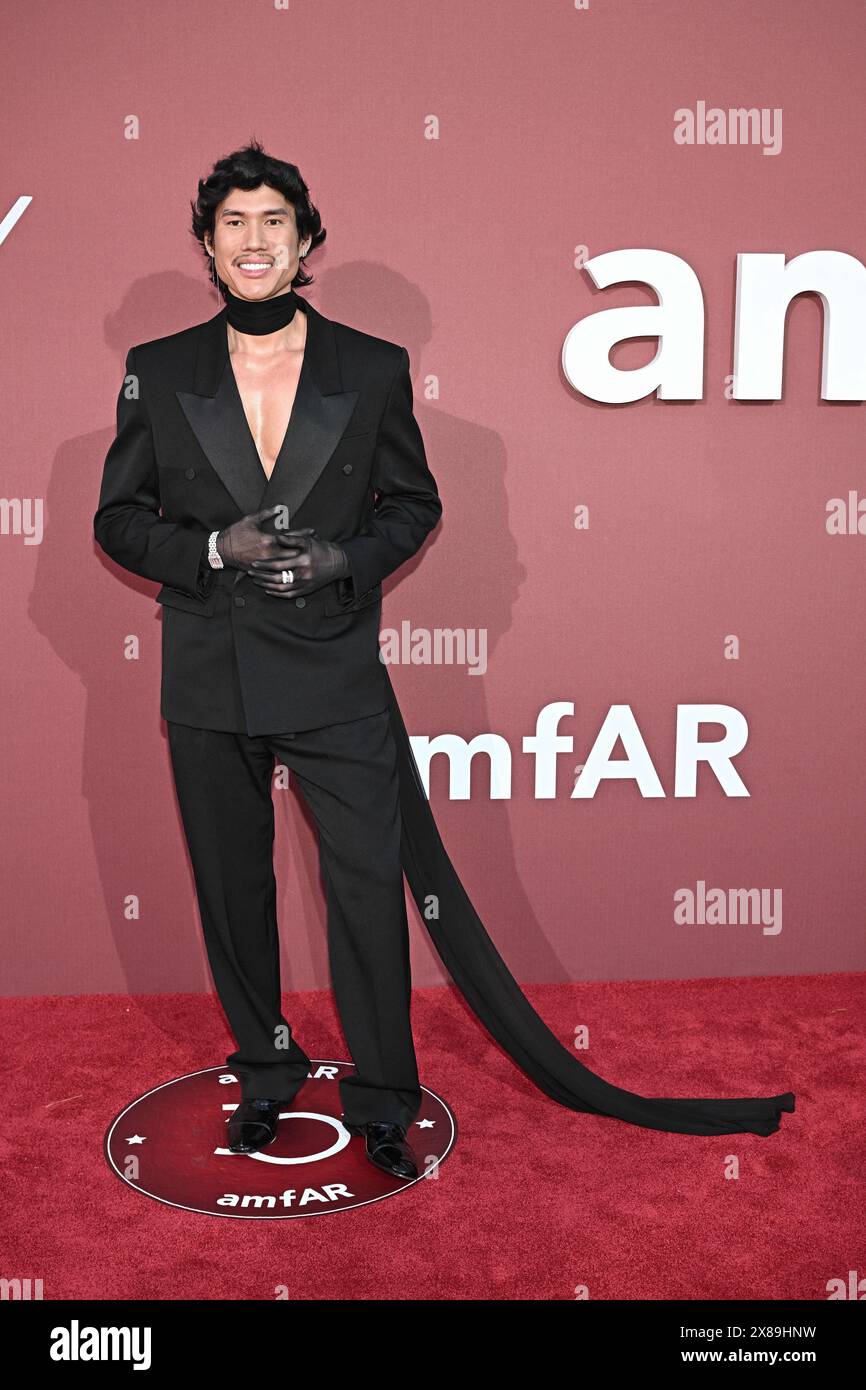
top-left (323, 581), bottom-right (381, 617)
top-left (155, 583), bottom-right (220, 617)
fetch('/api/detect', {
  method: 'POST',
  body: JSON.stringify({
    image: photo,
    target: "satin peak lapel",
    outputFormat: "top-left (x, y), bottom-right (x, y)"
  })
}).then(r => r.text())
top-left (175, 297), bottom-right (360, 524)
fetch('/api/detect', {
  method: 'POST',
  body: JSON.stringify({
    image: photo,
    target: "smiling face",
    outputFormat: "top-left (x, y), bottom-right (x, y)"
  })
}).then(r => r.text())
top-left (204, 183), bottom-right (310, 300)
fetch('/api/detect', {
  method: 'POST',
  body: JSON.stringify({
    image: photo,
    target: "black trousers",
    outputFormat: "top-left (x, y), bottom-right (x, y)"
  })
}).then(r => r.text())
top-left (166, 709), bottom-right (422, 1130)
top-left (164, 663), bottom-right (795, 1140)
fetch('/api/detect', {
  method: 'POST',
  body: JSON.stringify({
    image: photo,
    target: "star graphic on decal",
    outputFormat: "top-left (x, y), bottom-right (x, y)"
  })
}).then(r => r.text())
top-left (125, 1135), bottom-right (147, 1144)
top-left (415, 1118), bottom-right (436, 1129)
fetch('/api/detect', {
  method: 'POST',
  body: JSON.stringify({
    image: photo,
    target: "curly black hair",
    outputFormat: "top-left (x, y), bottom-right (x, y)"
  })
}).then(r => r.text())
top-left (189, 137), bottom-right (326, 293)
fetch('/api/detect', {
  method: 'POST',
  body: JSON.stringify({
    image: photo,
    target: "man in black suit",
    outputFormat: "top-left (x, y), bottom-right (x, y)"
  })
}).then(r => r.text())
top-left (94, 142), bottom-right (442, 1178)
top-left (95, 141), bottom-right (796, 1155)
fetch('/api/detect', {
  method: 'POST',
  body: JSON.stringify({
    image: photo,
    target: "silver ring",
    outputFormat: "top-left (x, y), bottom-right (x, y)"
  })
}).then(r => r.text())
top-left (281, 569), bottom-right (293, 585)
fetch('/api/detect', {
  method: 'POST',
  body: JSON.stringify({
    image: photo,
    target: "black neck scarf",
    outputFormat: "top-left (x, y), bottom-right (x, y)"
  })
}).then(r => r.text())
top-left (224, 286), bottom-right (300, 335)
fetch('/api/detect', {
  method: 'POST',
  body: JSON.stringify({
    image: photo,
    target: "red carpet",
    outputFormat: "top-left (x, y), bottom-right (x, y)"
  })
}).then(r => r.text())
top-left (2, 972), bottom-right (862, 1301)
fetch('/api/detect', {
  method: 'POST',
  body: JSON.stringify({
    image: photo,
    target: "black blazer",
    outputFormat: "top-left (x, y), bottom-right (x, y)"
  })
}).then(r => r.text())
top-left (93, 295), bottom-right (443, 735)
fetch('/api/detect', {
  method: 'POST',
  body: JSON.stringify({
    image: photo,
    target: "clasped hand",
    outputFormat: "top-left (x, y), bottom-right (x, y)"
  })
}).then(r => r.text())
top-left (217, 507), bottom-right (350, 599)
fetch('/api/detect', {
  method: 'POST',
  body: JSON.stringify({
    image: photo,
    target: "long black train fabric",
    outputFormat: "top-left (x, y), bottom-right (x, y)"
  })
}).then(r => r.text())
top-left (381, 667), bottom-right (796, 1138)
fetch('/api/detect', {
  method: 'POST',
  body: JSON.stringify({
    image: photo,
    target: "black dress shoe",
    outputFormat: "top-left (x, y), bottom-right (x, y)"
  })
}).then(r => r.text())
top-left (228, 1098), bottom-right (283, 1154)
top-left (343, 1119), bottom-right (419, 1179)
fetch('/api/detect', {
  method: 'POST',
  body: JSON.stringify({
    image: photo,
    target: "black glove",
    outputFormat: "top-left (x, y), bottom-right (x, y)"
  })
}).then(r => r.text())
top-left (247, 526), bottom-right (351, 599)
top-left (216, 507), bottom-right (292, 570)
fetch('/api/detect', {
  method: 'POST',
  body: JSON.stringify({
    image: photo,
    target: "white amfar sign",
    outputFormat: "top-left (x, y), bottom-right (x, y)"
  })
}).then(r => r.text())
top-left (563, 250), bottom-right (866, 402)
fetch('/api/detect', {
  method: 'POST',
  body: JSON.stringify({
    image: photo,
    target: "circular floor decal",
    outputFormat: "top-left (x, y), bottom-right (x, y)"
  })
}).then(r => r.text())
top-left (104, 1061), bottom-right (456, 1218)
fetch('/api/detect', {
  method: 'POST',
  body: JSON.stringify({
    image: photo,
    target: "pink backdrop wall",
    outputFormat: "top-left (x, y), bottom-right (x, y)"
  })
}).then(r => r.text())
top-left (3, 0), bottom-right (864, 997)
